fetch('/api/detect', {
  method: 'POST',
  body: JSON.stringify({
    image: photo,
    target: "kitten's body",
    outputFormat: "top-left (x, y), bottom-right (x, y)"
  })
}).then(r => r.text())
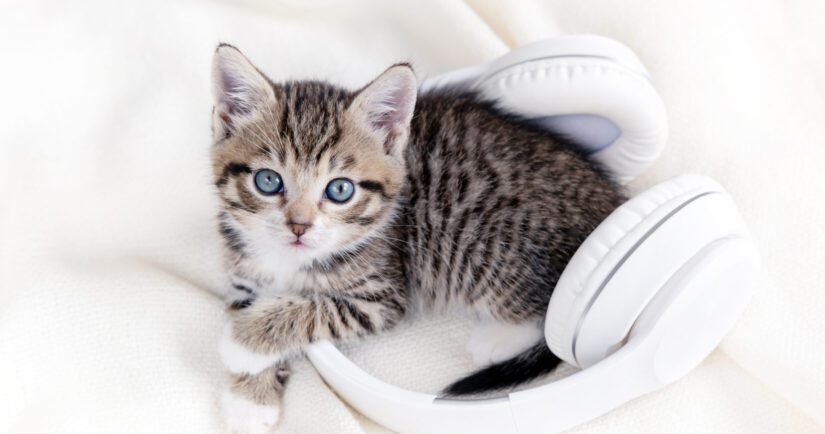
top-left (222, 89), bottom-right (620, 314)
top-left (210, 46), bottom-right (624, 432)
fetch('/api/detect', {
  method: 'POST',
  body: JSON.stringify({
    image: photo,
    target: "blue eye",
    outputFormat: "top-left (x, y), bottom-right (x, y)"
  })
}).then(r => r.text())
top-left (325, 178), bottom-right (355, 203)
top-left (254, 169), bottom-right (283, 195)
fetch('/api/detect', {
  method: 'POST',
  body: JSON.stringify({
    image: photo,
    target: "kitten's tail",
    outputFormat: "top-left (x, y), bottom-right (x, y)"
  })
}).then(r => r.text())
top-left (441, 342), bottom-right (561, 396)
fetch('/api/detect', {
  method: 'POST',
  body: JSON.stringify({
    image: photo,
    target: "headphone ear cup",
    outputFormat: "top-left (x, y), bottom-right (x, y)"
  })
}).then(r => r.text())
top-left (545, 175), bottom-right (726, 367)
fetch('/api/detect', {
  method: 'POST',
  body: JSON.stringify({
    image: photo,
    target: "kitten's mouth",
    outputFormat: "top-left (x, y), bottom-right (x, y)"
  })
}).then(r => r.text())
top-left (289, 239), bottom-right (308, 248)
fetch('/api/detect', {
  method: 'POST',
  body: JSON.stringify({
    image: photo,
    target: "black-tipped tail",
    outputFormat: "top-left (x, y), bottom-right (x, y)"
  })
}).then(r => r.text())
top-left (442, 342), bottom-right (561, 396)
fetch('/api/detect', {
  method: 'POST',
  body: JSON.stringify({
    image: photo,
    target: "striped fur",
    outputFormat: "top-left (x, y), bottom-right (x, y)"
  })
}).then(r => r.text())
top-left (210, 45), bottom-right (625, 412)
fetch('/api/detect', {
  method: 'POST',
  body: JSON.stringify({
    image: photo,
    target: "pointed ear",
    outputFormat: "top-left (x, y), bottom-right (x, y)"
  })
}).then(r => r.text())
top-left (349, 64), bottom-right (417, 159)
top-left (211, 44), bottom-right (275, 140)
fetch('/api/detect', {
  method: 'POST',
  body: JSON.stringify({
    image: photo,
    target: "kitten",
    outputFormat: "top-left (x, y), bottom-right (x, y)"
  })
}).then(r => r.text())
top-left (211, 44), bottom-right (624, 432)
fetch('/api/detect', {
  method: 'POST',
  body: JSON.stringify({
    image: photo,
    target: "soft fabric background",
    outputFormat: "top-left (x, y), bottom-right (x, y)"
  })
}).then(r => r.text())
top-left (0, 0), bottom-right (823, 432)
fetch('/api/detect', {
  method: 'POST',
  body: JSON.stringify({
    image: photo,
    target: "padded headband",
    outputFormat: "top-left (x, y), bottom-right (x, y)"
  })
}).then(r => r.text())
top-left (421, 35), bottom-right (668, 183)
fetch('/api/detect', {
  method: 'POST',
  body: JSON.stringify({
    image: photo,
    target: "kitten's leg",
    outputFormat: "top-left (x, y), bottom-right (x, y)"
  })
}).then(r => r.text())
top-left (218, 284), bottom-right (404, 432)
top-left (466, 319), bottom-right (543, 367)
top-left (219, 291), bottom-right (405, 375)
top-left (220, 281), bottom-right (280, 434)
top-left (222, 363), bottom-right (290, 434)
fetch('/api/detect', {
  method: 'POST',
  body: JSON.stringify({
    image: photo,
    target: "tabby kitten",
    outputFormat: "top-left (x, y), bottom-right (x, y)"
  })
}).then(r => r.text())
top-left (212, 44), bottom-right (624, 432)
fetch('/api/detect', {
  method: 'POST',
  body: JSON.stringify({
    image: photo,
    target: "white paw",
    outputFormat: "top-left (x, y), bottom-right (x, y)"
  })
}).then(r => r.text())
top-left (222, 391), bottom-right (280, 434)
top-left (466, 320), bottom-right (543, 367)
top-left (219, 323), bottom-right (282, 375)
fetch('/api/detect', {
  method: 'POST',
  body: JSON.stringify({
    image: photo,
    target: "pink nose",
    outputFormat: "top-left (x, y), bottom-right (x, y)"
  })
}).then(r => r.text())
top-left (287, 222), bottom-right (311, 237)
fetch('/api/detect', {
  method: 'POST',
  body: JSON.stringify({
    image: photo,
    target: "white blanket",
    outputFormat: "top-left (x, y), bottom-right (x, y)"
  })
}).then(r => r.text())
top-left (1, 0), bottom-right (822, 432)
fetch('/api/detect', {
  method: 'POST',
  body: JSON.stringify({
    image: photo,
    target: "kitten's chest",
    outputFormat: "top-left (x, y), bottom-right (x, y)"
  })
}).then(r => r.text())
top-left (233, 254), bottom-right (309, 296)
top-left (260, 272), bottom-right (304, 297)
top-left (241, 256), bottom-right (356, 297)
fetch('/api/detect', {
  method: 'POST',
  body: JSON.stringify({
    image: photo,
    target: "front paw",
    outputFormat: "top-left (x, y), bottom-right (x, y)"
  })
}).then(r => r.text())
top-left (222, 391), bottom-right (281, 434)
top-left (219, 323), bottom-right (282, 375)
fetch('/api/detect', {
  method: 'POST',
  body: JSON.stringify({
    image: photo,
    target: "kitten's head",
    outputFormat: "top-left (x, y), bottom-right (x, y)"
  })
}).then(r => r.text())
top-left (210, 44), bottom-right (417, 267)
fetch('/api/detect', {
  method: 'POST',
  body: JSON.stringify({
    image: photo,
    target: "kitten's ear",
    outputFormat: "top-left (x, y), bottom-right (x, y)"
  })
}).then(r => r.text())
top-left (349, 64), bottom-right (417, 159)
top-left (211, 44), bottom-right (275, 140)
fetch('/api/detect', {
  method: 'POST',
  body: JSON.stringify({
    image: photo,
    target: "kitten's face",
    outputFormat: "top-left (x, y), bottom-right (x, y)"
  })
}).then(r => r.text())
top-left (210, 45), bottom-right (417, 267)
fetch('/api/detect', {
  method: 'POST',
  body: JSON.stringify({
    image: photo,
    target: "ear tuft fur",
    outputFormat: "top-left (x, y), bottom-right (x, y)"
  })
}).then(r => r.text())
top-left (211, 44), bottom-right (275, 140)
top-left (350, 64), bottom-right (418, 158)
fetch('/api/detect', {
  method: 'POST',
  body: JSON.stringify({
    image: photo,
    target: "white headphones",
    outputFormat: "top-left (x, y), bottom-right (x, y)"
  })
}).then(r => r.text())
top-left (305, 35), bottom-right (758, 434)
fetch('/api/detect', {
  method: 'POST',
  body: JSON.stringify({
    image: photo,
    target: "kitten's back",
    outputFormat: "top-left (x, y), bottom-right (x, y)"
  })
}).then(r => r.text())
top-left (401, 88), bottom-right (624, 319)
